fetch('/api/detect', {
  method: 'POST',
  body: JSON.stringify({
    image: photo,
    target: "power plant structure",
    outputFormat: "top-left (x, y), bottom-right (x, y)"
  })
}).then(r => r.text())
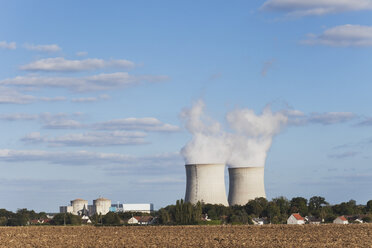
top-left (60, 198), bottom-right (154, 216)
top-left (184, 164), bottom-right (266, 206)
top-left (93, 197), bottom-right (111, 215)
top-left (184, 163), bottom-right (229, 206)
top-left (228, 167), bottom-right (266, 206)
top-left (71, 199), bottom-right (88, 215)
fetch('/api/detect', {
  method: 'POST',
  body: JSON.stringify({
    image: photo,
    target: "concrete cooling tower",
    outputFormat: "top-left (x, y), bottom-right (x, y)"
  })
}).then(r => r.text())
top-left (184, 163), bottom-right (228, 206)
top-left (228, 167), bottom-right (266, 206)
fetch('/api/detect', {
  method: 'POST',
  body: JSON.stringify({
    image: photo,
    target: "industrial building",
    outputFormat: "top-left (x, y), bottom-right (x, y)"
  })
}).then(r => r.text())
top-left (70, 199), bottom-right (88, 215)
top-left (184, 163), bottom-right (228, 206)
top-left (60, 197), bottom-right (111, 216)
top-left (60, 198), bottom-right (154, 215)
top-left (93, 198), bottom-right (111, 215)
top-left (109, 203), bottom-right (154, 213)
top-left (228, 167), bottom-right (266, 206)
top-left (184, 163), bottom-right (267, 207)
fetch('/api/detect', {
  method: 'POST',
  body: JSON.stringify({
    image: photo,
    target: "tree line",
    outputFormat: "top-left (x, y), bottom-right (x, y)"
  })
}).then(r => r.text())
top-left (157, 197), bottom-right (372, 225)
top-left (1, 197), bottom-right (371, 226)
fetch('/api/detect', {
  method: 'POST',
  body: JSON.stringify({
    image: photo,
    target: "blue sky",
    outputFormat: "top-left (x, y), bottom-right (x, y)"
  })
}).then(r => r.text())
top-left (1, 0), bottom-right (372, 212)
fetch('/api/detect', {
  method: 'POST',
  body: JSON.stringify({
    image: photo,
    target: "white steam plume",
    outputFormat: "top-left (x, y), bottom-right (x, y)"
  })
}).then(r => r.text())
top-left (226, 107), bottom-right (288, 167)
top-left (181, 101), bottom-right (288, 167)
top-left (180, 100), bottom-right (229, 164)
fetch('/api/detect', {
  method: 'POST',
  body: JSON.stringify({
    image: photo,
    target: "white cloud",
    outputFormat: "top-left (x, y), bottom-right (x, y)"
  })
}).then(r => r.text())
top-left (20, 57), bottom-right (135, 72)
top-left (76, 51), bottom-right (88, 57)
top-left (0, 41), bottom-right (16, 50)
top-left (137, 177), bottom-right (185, 184)
top-left (0, 72), bottom-right (169, 92)
top-left (288, 111), bottom-right (356, 126)
top-left (0, 149), bottom-right (180, 166)
top-left (0, 113), bottom-right (38, 121)
top-left (0, 87), bottom-right (68, 104)
top-left (71, 94), bottom-right (109, 103)
top-left (356, 117), bottom-right (372, 126)
top-left (43, 119), bottom-right (84, 129)
top-left (22, 131), bottom-right (148, 146)
top-left (39, 96), bottom-right (67, 102)
top-left (24, 43), bottom-right (61, 52)
top-left (302, 25), bottom-right (372, 47)
top-left (0, 87), bottom-right (36, 104)
top-left (307, 112), bottom-right (356, 124)
top-left (0, 112), bottom-right (85, 130)
top-left (0, 112), bottom-right (179, 133)
top-left (328, 151), bottom-right (359, 159)
top-left (94, 117), bottom-right (180, 132)
top-left (261, 0), bottom-right (372, 16)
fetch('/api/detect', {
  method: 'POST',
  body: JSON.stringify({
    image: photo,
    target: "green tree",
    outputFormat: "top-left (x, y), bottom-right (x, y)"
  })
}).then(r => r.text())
top-left (267, 202), bottom-right (280, 223)
top-left (51, 213), bottom-right (81, 225)
top-left (0, 209), bottom-right (13, 218)
top-left (290, 197), bottom-right (308, 216)
top-left (0, 216), bottom-right (7, 226)
top-left (102, 212), bottom-right (121, 225)
top-left (193, 201), bottom-right (202, 224)
top-left (158, 208), bottom-right (171, 224)
top-left (7, 214), bottom-right (28, 226)
top-left (366, 200), bottom-right (372, 213)
top-left (333, 200), bottom-right (359, 216)
top-left (271, 196), bottom-right (290, 223)
top-left (245, 197), bottom-right (268, 217)
top-left (228, 210), bottom-right (250, 224)
top-left (308, 196), bottom-right (328, 217)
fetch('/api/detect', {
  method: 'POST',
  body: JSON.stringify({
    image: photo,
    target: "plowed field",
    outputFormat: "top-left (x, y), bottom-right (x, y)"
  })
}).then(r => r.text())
top-left (0, 224), bottom-right (371, 247)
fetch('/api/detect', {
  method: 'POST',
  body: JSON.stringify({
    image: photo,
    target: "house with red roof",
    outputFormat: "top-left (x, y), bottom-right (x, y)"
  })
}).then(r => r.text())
top-left (333, 216), bottom-right (349, 224)
top-left (287, 213), bottom-right (305, 225)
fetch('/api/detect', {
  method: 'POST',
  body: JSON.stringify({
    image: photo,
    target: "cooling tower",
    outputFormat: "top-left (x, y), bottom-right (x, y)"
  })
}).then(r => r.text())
top-left (184, 163), bottom-right (228, 206)
top-left (228, 167), bottom-right (266, 206)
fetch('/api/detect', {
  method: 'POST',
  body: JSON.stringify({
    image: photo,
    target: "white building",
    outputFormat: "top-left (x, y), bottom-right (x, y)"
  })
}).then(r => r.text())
top-left (122, 203), bottom-right (154, 213)
top-left (287, 213), bottom-right (305, 225)
top-left (128, 216), bottom-right (139, 224)
top-left (333, 216), bottom-right (349, 224)
top-left (252, 218), bottom-right (267, 225)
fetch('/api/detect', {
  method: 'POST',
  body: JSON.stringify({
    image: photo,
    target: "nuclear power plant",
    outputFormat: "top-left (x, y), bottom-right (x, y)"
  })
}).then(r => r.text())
top-left (60, 198), bottom-right (154, 216)
top-left (184, 164), bottom-right (228, 206)
top-left (184, 164), bottom-right (266, 206)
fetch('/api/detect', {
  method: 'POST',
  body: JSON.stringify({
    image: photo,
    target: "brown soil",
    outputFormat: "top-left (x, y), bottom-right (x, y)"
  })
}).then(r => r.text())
top-left (0, 224), bottom-right (371, 247)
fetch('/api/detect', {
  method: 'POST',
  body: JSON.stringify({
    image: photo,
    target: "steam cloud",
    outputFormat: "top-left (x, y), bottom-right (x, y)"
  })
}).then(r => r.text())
top-left (181, 100), bottom-right (288, 167)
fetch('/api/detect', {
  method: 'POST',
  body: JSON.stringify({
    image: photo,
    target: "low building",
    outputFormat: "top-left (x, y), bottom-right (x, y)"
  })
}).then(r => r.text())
top-left (287, 213), bottom-right (305, 225)
top-left (305, 216), bottom-right (322, 225)
top-left (354, 218), bottom-right (363, 224)
top-left (127, 216), bottom-right (140, 224)
top-left (138, 216), bottom-right (154, 225)
top-left (81, 215), bottom-right (92, 224)
top-left (122, 204), bottom-right (154, 213)
top-left (333, 216), bottom-right (348, 224)
top-left (29, 219), bottom-right (51, 225)
top-left (252, 217), bottom-right (268, 225)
